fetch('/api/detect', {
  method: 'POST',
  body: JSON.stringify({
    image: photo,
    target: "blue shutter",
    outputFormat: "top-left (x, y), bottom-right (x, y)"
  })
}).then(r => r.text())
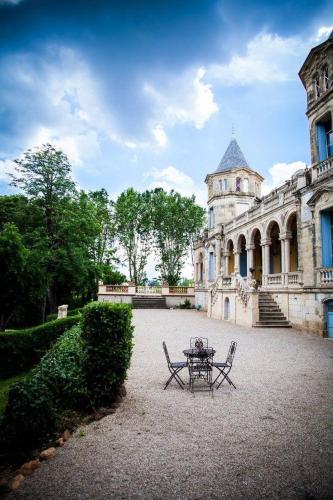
top-left (317, 124), bottom-right (327, 161)
top-left (321, 212), bottom-right (332, 267)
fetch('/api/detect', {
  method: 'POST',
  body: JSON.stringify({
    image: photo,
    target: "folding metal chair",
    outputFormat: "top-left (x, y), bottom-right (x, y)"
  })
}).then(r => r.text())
top-left (212, 341), bottom-right (237, 389)
top-left (162, 341), bottom-right (187, 390)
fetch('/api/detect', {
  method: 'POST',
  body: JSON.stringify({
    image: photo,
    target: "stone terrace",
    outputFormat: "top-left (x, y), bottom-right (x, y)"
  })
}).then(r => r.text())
top-left (11, 310), bottom-right (333, 499)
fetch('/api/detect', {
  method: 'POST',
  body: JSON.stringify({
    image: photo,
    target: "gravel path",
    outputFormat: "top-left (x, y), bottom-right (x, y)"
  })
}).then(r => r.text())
top-left (11, 310), bottom-right (333, 499)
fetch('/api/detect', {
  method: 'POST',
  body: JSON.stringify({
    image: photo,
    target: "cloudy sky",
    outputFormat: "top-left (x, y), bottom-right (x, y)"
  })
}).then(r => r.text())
top-left (0, 0), bottom-right (332, 206)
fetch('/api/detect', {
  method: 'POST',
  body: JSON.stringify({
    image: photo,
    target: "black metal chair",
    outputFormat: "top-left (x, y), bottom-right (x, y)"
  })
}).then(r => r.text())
top-left (162, 341), bottom-right (187, 390)
top-left (212, 341), bottom-right (237, 389)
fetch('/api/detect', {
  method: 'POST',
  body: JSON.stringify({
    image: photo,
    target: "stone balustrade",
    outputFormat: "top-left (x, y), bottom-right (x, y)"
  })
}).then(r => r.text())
top-left (318, 267), bottom-right (333, 285)
top-left (315, 157), bottom-right (333, 180)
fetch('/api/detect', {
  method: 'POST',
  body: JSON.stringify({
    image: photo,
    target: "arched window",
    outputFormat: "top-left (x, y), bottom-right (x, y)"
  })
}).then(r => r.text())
top-left (224, 297), bottom-right (230, 320)
top-left (323, 65), bottom-right (329, 92)
top-left (236, 177), bottom-right (241, 192)
top-left (209, 207), bottom-right (214, 228)
top-left (314, 74), bottom-right (321, 99)
top-left (219, 179), bottom-right (223, 191)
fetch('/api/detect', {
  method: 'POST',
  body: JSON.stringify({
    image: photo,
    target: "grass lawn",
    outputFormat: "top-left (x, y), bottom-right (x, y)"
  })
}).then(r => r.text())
top-left (0, 371), bottom-right (31, 415)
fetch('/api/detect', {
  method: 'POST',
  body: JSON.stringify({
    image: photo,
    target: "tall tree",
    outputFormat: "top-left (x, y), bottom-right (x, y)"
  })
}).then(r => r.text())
top-left (10, 144), bottom-right (77, 313)
top-left (0, 223), bottom-right (29, 330)
top-left (150, 189), bottom-right (205, 285)
top-left (114, 188), bottom-right (152, 285)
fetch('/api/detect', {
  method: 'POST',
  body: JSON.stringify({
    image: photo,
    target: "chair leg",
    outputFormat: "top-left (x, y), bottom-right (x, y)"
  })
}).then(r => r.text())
top-left (164, 367), bottom-right (185, 390)
top-left (215, 368), bottom-right (236, 390)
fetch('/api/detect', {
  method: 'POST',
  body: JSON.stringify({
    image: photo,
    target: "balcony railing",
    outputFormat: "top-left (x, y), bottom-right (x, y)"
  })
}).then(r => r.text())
top-left (169, 286), bottom-right (189, 294)
top-left (316, 157), bottom-right (333, 179)
top-left (136, 286), bottom-right (162, 294)
top-left (318, 268), bottom-right (333, 285)
top-left (106, 285), bottom-right (129, 293)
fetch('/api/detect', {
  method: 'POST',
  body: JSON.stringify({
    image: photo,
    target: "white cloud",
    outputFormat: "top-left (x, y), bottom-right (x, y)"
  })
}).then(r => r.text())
top-left (0, 0), bottom-right (22, 4)
top-left (0, 158), bottom-right (15, 182)
top-left (147, 165), bottom-right (206, 206)
top-left (208, 33), bottom-right (304, 85)
top-left (144, 66), bottom-right (219, 141)
top-left (262, 160), bottom-right (307, 195)
top-left (313, 26), bottom-right (333, 43)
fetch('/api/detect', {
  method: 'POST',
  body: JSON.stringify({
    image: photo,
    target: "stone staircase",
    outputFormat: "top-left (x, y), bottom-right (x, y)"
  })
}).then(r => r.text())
top-left (132, 296), bottom-right (167, 309)
top-left (254, 292), bottom-right (291, 328)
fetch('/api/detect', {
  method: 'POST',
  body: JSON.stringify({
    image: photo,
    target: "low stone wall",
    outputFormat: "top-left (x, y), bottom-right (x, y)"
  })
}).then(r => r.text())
top-left (98, 293), bottom-right (195, 308)
top-left (194, 289), bottom-right (208, 311)
top-left (98, 294), bottom-right (133, 305)
top-left (208, 289), bottom-right (259, 327)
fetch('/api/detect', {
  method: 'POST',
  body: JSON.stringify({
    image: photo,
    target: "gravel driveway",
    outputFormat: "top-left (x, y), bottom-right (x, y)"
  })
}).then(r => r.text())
top-left (11, 310), bottom-right (333, 499)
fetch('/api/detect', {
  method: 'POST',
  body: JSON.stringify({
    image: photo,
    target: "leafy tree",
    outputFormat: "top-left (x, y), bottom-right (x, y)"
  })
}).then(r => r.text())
top-left (150, 189), bottom-right (205, 285)
top-left (0, 223), bottom-right (29, 330)
top-left (9, 145), bottom-right (87, 313)
top-left (101, 265), bottom-right (127, 285)
top-left (114, 188), bottom-right (152, 285)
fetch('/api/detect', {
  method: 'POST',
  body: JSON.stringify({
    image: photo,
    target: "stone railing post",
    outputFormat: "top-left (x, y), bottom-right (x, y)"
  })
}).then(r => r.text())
top-left (162, 282), bottom-right (169, 295)
top-left (57, 304), bottom-right (68, 319)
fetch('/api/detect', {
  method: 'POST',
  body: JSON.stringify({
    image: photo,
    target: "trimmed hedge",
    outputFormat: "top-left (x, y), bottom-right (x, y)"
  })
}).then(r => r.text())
top-left (0, 316), bottom-right (80, 378)
top-left (81, 302), bottom-right (134, 407)
top-left (46, 308), bottom-right (84, 323)
top-left (0, 325), bottom-right (85, 451)
top-left (0, 302), bottom-right (134, 452)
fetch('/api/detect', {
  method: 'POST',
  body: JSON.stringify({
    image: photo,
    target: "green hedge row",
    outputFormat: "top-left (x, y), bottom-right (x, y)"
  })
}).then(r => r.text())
top-left (0, 302), bottom-right (134, 452)
top-left (46, 308), bottom-right (84, 323)
top-left (0, 316), bottom-right (81, 378)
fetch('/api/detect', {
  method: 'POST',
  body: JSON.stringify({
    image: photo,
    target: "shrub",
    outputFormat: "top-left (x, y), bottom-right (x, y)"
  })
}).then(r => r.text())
top-left (0, 375), bottom-right (57, 451)
top-left (179, 299), bottom-right (192, 309)
top-left (0, 316), bottom-right (80, 378)
top-left (37, 325), bottom-right (87, 410)
top-left (81, 302), bottom-right (134, 407)
top-left (0, 325), bottom-right (85, 452)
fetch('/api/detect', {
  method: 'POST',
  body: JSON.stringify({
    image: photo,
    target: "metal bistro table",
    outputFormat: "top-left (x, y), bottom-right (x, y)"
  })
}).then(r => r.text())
top-left (183, 346), bottom-right (215, 393)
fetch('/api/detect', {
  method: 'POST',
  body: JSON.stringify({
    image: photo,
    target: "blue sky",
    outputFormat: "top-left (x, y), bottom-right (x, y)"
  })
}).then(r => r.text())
top-left (0, 0), bottom-right (332, 207)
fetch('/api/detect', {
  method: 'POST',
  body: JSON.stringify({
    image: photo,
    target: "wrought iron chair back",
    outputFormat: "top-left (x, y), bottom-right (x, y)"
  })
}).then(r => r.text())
top-left (190, 337), bottom-right (208, 350)
top-left (162, 341), bottom-right (171, 366)
top-left (226, 341), bottom-right (237, 366)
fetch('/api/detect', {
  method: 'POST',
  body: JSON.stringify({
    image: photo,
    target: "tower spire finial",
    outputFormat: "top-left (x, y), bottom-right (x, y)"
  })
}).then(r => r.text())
top-left (231, 123), bottom-right (236, 138)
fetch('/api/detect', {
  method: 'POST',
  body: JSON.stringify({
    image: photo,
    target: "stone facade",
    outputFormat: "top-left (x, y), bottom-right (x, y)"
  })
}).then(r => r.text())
top-left (194, 32), bottom-right (333, 336)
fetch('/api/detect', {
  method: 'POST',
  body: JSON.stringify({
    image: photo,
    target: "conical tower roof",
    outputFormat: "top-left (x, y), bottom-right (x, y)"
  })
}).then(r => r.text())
top-left (215, 138), bottom-right (249, 173)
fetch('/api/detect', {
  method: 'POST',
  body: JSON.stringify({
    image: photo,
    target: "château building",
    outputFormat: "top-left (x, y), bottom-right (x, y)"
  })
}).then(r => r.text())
top-left (194, 31), bottom-right (333, 336)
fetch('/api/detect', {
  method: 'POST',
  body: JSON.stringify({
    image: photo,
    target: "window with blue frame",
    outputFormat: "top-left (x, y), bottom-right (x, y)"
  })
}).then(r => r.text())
top-left (321, 210), bottom-right (333, 267)
top-left (316, 114), bottom-right (332, 161)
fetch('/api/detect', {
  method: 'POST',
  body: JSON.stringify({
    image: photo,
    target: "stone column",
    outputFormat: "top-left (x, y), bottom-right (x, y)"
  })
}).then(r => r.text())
top-left (215, 237), bottom-right (221, 276)
top-left (234, 251), bottom-right (240, 275)
top-left (224, 251), bottom-right (230, 276)
top-left (246, 244), bottom-right (254, 277)
top-left (261, 238), bottom-right (271, 286)
top-left (280, 238), bottom-right (285, 273)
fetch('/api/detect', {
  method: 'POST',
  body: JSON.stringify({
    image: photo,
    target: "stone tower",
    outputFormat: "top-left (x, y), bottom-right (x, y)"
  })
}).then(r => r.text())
top-left (205, 137), bottom-right (264, 232)
top-left (299, 30), bottom-right (333, 165)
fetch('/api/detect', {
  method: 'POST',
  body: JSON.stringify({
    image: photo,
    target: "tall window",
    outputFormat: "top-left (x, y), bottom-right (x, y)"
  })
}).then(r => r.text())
top-left (219, 179), bottom-right (223, 191)
top-left (209, 207), bottom-right (214, 228)
top-left (223, 179), bottom-right (228, 191)
top-left (321, 211), bottom-right (333, 267)
top-left (323, 65), bottom-right (329, 92)
top-left (243, 178), bottom-right (249, 192)
top-left (209, 252), bottom-right (215, 281)
top-left (314, 74), bottom-right (321, 99)
top-left (236, 177), bottom-right (241, 192)
top-left (316, 114), bottom-right (332, 161)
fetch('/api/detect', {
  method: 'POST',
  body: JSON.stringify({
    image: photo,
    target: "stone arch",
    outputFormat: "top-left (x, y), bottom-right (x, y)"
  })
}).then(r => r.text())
top-left (266, 220), bottom-right (281, 274)
top-left (285, 211), bottom-right (298, 272)
top-left (226, 239), bottom-right (234, 274)
top-left (249, 227), bottom-right (262, 282)
top-left (237, 234), bottom-right (247, 277)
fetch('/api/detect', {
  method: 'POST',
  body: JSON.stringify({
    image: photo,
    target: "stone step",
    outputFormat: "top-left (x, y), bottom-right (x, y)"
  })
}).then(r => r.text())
top-left (254, 322), bottom-right (292, 328)
top-left (132, 296), bottom-right (167, 309)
